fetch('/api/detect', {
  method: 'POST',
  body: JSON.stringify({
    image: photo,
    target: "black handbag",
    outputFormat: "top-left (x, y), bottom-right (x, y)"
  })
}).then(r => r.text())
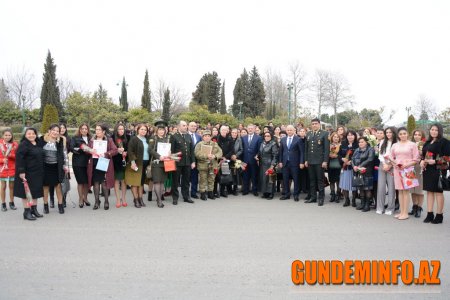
top-left (220, 173), bottom-right (233, 185)
top-left (438, 173), bottom-right (450, 191)
top-left (352, 174), bottom-right (364, 187)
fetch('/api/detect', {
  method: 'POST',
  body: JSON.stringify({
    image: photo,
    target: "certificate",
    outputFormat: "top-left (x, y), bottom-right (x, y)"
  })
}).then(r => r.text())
top-left (157, 142), bottom-right (171, 157)
top-left (200, 144), bottom-right (212, 156)
top-left (93, 140), bottom-right (107, 157)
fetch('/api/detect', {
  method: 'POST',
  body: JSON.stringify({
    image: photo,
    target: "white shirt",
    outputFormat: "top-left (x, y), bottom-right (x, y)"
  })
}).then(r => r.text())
top-left (379, 140), bottom-right (392, 164)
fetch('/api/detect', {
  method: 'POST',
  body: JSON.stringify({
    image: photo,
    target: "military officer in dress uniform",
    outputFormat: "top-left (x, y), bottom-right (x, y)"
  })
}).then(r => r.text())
top-left (194, 130), bottom-right (223, 200)
top-left (304, 118), bottom-right (330, 206)
top-left (169, 120), bottom-right (196, 205)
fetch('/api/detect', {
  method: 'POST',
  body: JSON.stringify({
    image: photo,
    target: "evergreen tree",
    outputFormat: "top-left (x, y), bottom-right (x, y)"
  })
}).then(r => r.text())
top-left (248, 66), bottom-right (266, 117)
top-left (141, 70), bottom-right (151, 112)
top-left (192, 71), bottom-right (221, 113)
top-left (162, 88), bottom-right (171, 123)
top-left (219, 81), bottom-right (226, 114)
top-left (41, 104), bottom-right (59, 133)
top-left (0, 78), bottom-right (9, 103)
top-left (407, 114), bottom-right (416, 134)
top-left (40, 50), bottom-right (62, 119)
top-left (232, 69), bottom-right (250, 119)
top-left (119, 77), bottom-right (128, 112)
top-left (93, 84), bottom-right (109, 103)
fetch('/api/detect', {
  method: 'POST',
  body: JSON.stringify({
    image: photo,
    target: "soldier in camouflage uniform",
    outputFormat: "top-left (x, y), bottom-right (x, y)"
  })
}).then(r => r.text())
top-left (194, 130), bottom-right (223, 200)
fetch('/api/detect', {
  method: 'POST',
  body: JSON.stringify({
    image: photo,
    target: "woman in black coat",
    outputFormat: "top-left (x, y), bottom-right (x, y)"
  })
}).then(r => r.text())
top-left (13, 127), bottom-right (44, 221)
top-left (217, 125), bottom-right (235, 197)
top-left (38, 124), bottom-right (68, 214)
top-left (351, 136), bottom-right (375, 212)
top-left (70, 123), bottom-right (91, 208)
top-left (256, 132), bottom-right (279, 199)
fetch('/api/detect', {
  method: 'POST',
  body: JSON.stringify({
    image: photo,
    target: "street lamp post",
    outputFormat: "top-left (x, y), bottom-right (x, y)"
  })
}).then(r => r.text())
top-left (238, 101), bottom-right (243, 121)
top-left (287, 83), bottom-right (294, 125)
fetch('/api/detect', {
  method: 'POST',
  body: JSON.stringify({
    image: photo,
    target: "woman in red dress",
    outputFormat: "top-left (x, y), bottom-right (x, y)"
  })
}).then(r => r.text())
top-left (0, 129), bottom-right (18, 211)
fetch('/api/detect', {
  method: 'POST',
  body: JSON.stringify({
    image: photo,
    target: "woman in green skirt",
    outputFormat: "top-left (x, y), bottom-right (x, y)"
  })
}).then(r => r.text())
top-left (149, 121), bottom-right (170, 208)
top-left (112, 123), bottom-right (128, 208)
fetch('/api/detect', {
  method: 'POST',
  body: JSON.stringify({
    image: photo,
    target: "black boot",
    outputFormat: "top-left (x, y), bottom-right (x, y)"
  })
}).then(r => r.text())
top-left (431, 213), bottom-right (443, 224)
top-left (93, 198), bottom-right (101, 210)
top-left (23, 208), bottom-right (36, 221)
top-left (343, 197), bottom-right (350, 207)
top-left (335, 194), bottom-right (340, 203)
top-left (408, 204), bottom-right (418, 216)
top-left (415, 206), bottom-right (422, 218)
top-left (329, 192), bottom-right (336, 202)
top-left (31, 205), bottom-right (43, 218)
top-left (148, 191), bottom-right (153, 201)
top-left (63, 195), bottom-right (67, 208)
top-left (220, 186), bottom-right (228, 198)
top-left (58, 203), bottom-right (64, 214)
top-left (134, 198), bottom-right (141, 208)
top-left (9, 202), bottom-right (17, 210)
top-left (200, 192), bottom-right (207, 200)
top-left (44, 203), bottom-right (49, 214)
top-left (104, 199), bottom-right (109, 210)
top-left (362, 197), bottom-right (370, 212)
top-left (1, 203), bottom-right (6, 212)
top-left (207, 191), bottom-right (215, 200)
top-left (232, 185), bottom-right (238, 196)
top-left (351, 197), bottom-right (357, 208)
top-left (356, 198), bottom-right (364, 210)
top-left (138, 197), bottom-right (146, 207)
top-left (267, 193), bottom-right (274, 200)
top-left (423, 212), bottom-right (434, 223)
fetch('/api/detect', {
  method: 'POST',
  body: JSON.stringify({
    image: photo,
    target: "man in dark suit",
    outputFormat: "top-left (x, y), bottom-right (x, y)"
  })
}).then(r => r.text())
top-left (278, 125), bottom-right (305, 201)
top-left (241, 124), bottom-right (262, 196)
top-left (188, 121), bottom-right (202, 199)
top-left (170, 120), bottom-right (196, 205)
top-left (304, 118), bottom-right (330, 206)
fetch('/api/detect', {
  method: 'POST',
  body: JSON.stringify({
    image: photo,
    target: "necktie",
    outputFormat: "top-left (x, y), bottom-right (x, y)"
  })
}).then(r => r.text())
top-left (249, 135), bottom-right (252, 145)
top-left (191, 133), bottom-right (195, 144)
top-left (287, 137), bottom-right (292, 149)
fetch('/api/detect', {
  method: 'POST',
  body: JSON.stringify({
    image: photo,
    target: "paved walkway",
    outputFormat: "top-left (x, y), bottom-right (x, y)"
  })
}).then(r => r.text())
top-left (0, 178), bottom-right (449, 299)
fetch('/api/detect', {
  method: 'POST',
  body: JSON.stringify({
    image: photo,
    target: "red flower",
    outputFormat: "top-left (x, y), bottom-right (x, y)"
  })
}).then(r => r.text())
top-left (359, 168), bottom-right (367, 174)
top-left (374, 166), bottom-right (379, 171)
top-left (213, 168), bottom-right (219, 175)
top-left (265, 168), bottom-right (275, 176)
top-left (425, 151), bottom-right (434, 160)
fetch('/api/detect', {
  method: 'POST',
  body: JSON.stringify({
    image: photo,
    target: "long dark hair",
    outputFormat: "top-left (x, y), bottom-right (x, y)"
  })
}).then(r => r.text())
top-left (21, 127), bottom-right (38, 143)
top-left (380, 126), bottom-right (397, 155)
top-left (75, 123), bottom-right (91, 139)
top-left (113, 122), bottom-right (128, 144)
top-left (1, 129), bottom-right (14, 143)
top-left (343, 130), bottom-right (358, 146)
top-left (426, 123), bottom-right (444, 142)
top-left (59, 123), bottom-right (69, 138)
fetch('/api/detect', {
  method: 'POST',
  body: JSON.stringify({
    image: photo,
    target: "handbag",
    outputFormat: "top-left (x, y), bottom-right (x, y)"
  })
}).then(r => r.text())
top-left (352, 174), bottom-right (365, 187)
top-left (399, 167), bottom-right (419, 190)
top-left (220, 173), bottom-right (233, 185)
top-left (146, 163), bottom-right (152, 179)
top-left (164, 159), bottom-right (176, 172)
top-left (61, 174), bottom-right (71, 194)
top-left (329, 158), bottom-right (341, 169)
top-left (439, 173), bottom-right (450, 191)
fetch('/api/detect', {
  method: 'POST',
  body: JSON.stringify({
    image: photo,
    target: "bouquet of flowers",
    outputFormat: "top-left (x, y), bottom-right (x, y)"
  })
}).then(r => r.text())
top-left (23, 180), bottom-right (33, 207)
top-left (80, 143), bottom-right (95, 154)
top-left (416, 141), bottom-right (425, 154)
top-left (234, 159), bottom-right (247, 171)
top-left (265, 167), bottom-right (276, 183)
top-left (1, 142), bottom-right (15, 172)
top-left (116, 139), bottom-right (127, 167)
top-left (169, 152), bottom-right (182, 162)
top-left (330, 144), bottom-right (340, 156)
top-left (425, 151), bottom-right (434, 160)
top-left (341, 149), bottom-right (353, 173)
top-left (436, 154), bottom-right (450, 170)
top-left (367, 135), bottom-right (377, 148)
top-left (356, 167), bottom-right (367, 174)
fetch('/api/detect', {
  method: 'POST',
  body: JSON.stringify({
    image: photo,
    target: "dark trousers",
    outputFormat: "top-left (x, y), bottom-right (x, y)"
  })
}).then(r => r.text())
top-left (242, 163), bottom-right (259, 193)
top-left (191, 168), bottom-right (199, 196)
top-left (172, 165), bottom-right (191, 201)
top-left (299, 167), bottom-right (309, 194)
top-left (282, 162), bottom-right (300, 197)
top-left (308, 164), bottom-right (325, 200)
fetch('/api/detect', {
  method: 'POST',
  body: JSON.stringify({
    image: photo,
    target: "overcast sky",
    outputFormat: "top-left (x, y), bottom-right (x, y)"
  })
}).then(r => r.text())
top-left (1, 0), bottom-right (449, 125)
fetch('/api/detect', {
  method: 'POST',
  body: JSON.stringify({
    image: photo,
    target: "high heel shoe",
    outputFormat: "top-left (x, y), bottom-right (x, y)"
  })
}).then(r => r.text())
top-left (116, 202), bottom-right (121, 208)
top-left (84, 200), bottom-right (91, 207)
top-left (122, 200), bottom-right (128, 207)
top-left (104, 199), bottom-right (109, 210)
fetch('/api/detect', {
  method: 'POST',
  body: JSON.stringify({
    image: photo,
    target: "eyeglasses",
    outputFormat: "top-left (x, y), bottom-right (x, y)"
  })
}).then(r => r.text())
top-left (264, 135), bottom-right (271, 137)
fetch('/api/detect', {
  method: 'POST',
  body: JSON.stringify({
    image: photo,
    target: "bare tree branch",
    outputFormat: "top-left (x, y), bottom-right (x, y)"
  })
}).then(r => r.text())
top-left (6, 66), bottom-right (38, 109)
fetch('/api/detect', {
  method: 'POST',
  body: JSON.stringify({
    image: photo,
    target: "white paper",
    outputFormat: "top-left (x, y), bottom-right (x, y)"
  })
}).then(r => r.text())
top-left (93, 140), bottom-right (107, 157)
top-left (96, 157), bottom-right (110, 172)
top-left (157, 142), bottom-right (171, 157)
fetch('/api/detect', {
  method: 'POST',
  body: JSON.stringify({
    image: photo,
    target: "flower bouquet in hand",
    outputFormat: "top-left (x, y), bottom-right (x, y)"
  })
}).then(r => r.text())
top-left (341, 149), bottom-right (353, 173)
top-left (23, 180), bottom-right (33, 207)
top-left (116, 139), bottom-right (127, 167)
top-left (356, 167), bottom-right (367, 175)
top-left (80, 143), bottom-right (95, 154)
top-left (0, 143), bottom-right (15, 172)
top-left (234, 159), bottom-right (247, 171)
top-left (265, 167), bottom-right (276, 183)
top-left (169, 152), bottom-right (182, 162)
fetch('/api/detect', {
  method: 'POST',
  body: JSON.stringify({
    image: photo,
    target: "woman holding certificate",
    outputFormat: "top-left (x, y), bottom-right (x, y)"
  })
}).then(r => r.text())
top-left (149, 120), bottom-right (170, 208)
top-left (87, 124), bottom-right (118, 210)
top-left (125, 123), bottom-right (150, 208)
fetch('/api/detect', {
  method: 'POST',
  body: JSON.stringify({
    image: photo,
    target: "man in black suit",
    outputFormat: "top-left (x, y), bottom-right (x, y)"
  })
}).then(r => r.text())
top-left (241, 124), bottom-right (262, 196)
top-left (188, 121), bottom-right (201, 199)
top-left (278, 125), bottom-right (305, 201)
top-left (304, 118), bottom-right (330, 206)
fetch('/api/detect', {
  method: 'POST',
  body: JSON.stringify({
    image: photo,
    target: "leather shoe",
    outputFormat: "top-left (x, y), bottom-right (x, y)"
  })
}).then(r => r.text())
top-left (184, 199), bottom-right (194, 203)
top-left (253, 192), bottom-right (258, 197)
top-left (318, 198), bottom-right (324, 206)
top-left (304, 195), bottom-right (311, 200)
top-left (294, 196), bottom-right (299, 202)
top-left (191, 194), bottom-right (199, 199)
top-left (305, 198), bottom-right (317, 203)
top-left (242, 192), bottom-right (249, 195)
top-left (280, 196), bottom-right (290, 200)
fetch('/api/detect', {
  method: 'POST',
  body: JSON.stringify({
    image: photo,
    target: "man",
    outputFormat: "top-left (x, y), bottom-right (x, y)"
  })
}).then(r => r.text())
top-left (188, 121), bottom-right (202, 199)
top-left (304, 118), bottom-right (330, 206)
top-left (278, 125), bottom-right (305, 201)
top-left (241, 124), bottom-right (262, 196)
top-left (217, 125), bottom-right (235, 197)
top-left (169, 120), bottom-right (196, 205)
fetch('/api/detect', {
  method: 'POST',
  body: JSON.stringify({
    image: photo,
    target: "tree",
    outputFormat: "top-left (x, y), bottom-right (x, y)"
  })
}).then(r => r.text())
top-left (231, 69), bottom-right (250, 118)
top-left (93, 84), bottom-right (109, 102)
top-left (162, 88), bottom-right (171, 123)
top-left (119, 77), bottom-right (128, 112)
top-left (152, 79), bottom-right (188, 120)
top-left (407, 115), bottom-right (416, 134)
top-left (414, 94), bottom-right (436, 121)
top-left (248, 66), bottom-right (266, 117)
top-left (40, 51), bottom-right (62, 118)
top-left (6, 66), bottom-right (37, 110)
top-left (41, 104), bottom-right (59, 133)
top-left (311, 69), bottom-right (330, 120)
top-left (324, 72), bottom-right (353, 128)
top-left (288, 61), bottom-right (308, 120)
top-left (141, 70), bottom-right (151, 112)
top-left (436, 107), bottom-right (450, 123)
top-left (126, 107), bottom-right (155, 124)
top-left (191, 71), bottom-right (221, 113)
top-left (0, 78), bottom-right (9, 103)
top-left (263, 68), bottom-right (288, 120)
top-left (219, 81), bottom-right (226, 114)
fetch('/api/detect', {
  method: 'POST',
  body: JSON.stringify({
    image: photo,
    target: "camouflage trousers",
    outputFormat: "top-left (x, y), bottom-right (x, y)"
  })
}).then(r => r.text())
top-left (198, 170), bottom-right (216, 192)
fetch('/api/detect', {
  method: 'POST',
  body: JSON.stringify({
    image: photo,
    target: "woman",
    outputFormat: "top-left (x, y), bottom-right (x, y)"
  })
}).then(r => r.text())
top-left (149, 121), bottom-right (170, 208)
top-left (256, 132), bottom-right (278, 199)
top-left (112, 123), bottom-right (128, 208)
top-left (1, 129), bottom-right (18, 211)
top-left (273, 126), bottom-right (281, 142)
top-left (125, 123), bottom-right (150, 208)
top-left (217, 125), bottom-right (235, 197)
top-left (337, 126), bottom-right (346, 141)
top-left (87, 124), bottom-right (118, 210)
top-left (352, 137), bottom-right (375, 212)
top-left (70, 123), bottom-right (91, 208)
top-left (376, 127), bottom-right (397, 215)
top-left (409, 129), bottom-right (426, 217)
top-left (38, 124), bottom-right (68, 214)
top-left (13, 128), bottom-right (44, 220)
top-left (420, 123), bottom-right (448, 224)
top-left (339, 130), bottom-right (358, 207)
top-left (389, 127), bottom-right (420, 220)
top-left (230, 128), bottom-right (243, 196)
top-left (328, 132), bottom-right (341, 203)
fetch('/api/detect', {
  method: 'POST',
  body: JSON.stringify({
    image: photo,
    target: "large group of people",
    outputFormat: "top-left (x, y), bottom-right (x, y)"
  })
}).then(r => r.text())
top-left (0, 118), bottom-right (448, 224)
